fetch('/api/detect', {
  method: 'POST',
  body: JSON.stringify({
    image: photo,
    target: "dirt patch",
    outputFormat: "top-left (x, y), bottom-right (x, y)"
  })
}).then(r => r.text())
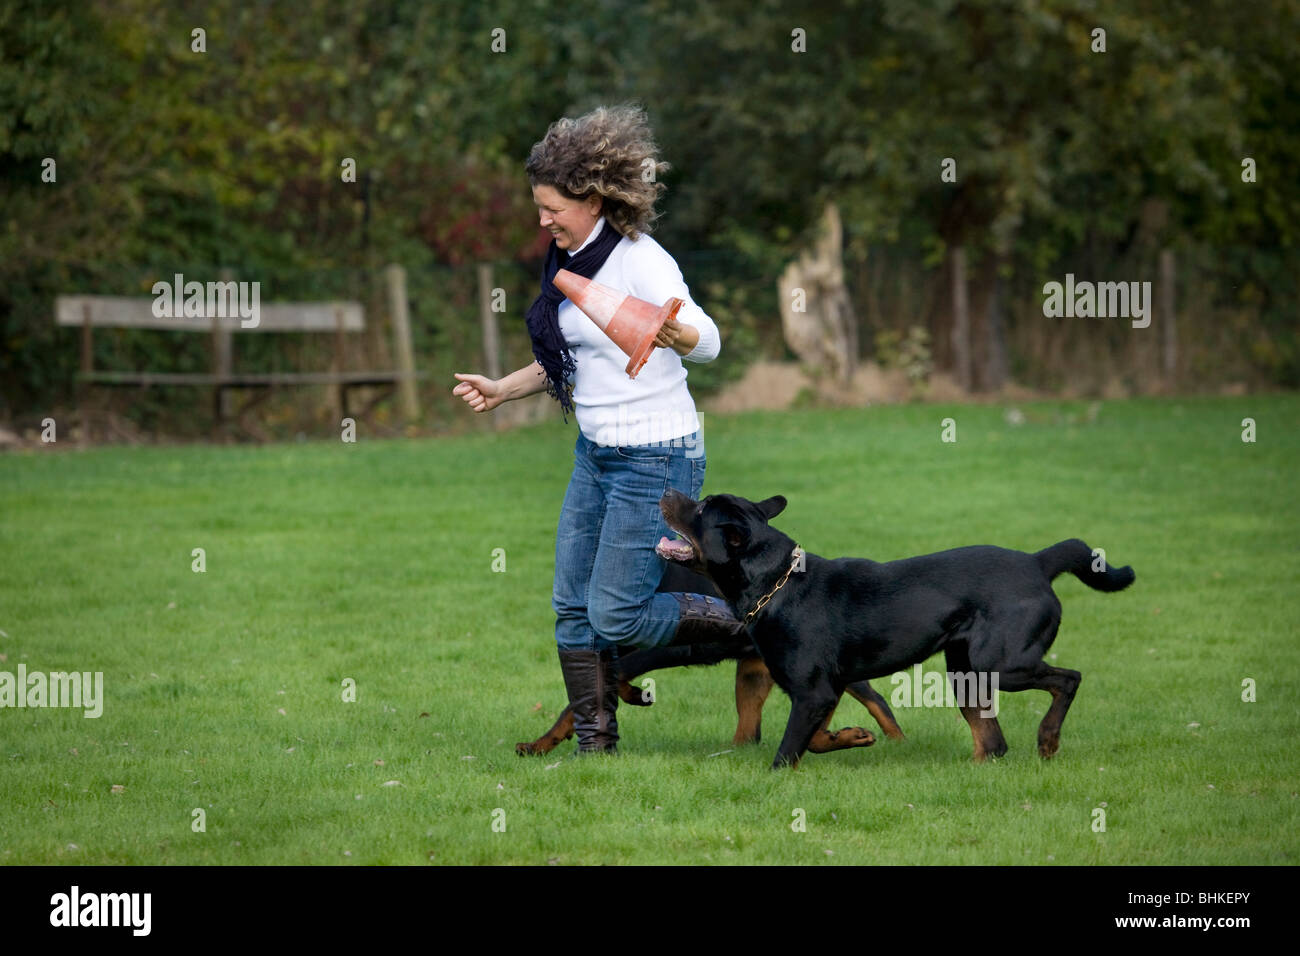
top-left (702, 361), bottom-right (814, 414)
top-left (703, 360), bottom-right (926, 413)
top-left (700, 361), bottom-right (1074, 414)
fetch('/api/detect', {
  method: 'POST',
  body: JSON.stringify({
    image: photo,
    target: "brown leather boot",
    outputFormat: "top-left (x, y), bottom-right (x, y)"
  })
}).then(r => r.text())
top-left (665, 592), bottom-right (750, 647)
top-left (557, 648), bottom-right (619, 753)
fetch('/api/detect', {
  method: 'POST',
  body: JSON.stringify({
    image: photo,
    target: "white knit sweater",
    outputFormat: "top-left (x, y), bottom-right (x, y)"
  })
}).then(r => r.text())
top-left (557, 216), bottom-right (720, 447)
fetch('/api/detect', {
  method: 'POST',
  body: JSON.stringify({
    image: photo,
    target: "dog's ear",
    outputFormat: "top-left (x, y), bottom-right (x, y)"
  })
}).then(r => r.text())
top-left (756, 495), bottom-right (787, 521)
top-left (720, 520), bottom-right (749, 552)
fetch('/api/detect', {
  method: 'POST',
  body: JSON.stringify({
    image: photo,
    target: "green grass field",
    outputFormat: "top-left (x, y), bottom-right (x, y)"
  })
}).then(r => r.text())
top-left (1, 395), bottom-right (1297, 865)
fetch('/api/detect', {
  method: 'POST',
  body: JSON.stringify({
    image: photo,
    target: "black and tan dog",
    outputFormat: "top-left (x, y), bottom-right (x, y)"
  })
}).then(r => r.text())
top-left (657, 490), bottom-right (1136, 769)
top-left (516, 560), bottom-right (903, 756)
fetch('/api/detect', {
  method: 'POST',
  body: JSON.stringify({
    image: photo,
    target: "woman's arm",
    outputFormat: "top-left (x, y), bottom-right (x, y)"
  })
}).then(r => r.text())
top-left (625, 241), bottom-right (720, 363)
top-left (498, 361), bottom-right (550, 401)
top-left (452, 361), bottom-right (549, 413)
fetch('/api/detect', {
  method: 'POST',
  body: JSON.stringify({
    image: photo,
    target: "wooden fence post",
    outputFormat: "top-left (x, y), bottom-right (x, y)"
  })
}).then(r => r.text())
top-left (385, 264), bottom-right (420, 421)
top-left (213, 269), bottom-right (234, 434)
top-left (1160, 249), bottom-right (1177, 383)
top-left (478, 263), bottom-right (501, 380)
top-left (80, 302), bottom-right (94, 447)
top-left (334, 305), bottom-right (348, 422)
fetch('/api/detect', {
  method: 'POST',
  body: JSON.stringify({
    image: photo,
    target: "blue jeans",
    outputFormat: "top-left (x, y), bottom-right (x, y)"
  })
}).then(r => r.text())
top-left (553, 429), bottom-right (708, 652)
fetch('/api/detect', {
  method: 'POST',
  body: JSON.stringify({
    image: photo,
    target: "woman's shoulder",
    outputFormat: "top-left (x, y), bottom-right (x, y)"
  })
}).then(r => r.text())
top-left (620, 230), bottom-right (679, 270)
top-left (616, 232), bottom-right (689, 302)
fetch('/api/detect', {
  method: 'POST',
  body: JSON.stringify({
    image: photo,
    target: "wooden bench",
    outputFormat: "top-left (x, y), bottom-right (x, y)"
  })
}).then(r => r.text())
top-left (56, 294), bottom-right (421, 441)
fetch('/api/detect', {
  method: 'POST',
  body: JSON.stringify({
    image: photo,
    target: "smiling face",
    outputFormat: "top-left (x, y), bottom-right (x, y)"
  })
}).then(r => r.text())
top-left (532, 183), bottom-right (603, 252)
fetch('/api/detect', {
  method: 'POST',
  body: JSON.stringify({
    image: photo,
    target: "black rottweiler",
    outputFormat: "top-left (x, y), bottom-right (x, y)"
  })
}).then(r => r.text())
top-left (657, 490), bottom-right (1136, 769)
top-left (516, 560), bottom-right (904, 756)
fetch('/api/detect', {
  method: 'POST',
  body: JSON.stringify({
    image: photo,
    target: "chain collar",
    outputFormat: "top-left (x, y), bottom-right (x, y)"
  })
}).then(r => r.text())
top-left (743, 546), bottom-right (804, 624)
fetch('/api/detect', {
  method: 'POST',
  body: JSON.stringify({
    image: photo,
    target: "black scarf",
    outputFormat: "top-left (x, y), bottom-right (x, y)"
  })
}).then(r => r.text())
top-left (525, 219), bottom-right (623, 420)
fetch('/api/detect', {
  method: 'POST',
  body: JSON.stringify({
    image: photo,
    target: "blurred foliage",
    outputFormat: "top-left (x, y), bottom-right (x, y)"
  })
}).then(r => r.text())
top-left (1, 0), bottom-right (1296, 427)
top-left (875, 326), bottom-right (935, 391)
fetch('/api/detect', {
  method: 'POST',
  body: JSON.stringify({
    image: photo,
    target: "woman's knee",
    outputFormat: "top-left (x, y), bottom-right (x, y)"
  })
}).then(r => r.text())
top-left (587, 600), bottom-right (646, 647)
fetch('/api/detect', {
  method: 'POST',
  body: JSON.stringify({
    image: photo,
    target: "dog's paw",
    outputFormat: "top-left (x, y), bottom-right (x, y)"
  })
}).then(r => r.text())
top-left (839, 726), bottom-right (876, 747)
top-left (1037, 728), bottom-right (1060, 759)
top-left (808, 725), bottom-right (876, 754)
top-left (618, 681), bottom-right (654, 706)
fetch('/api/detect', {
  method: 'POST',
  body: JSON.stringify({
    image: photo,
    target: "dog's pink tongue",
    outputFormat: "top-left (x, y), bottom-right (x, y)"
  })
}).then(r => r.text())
top-left (656, 536), bottom-right (694, 560)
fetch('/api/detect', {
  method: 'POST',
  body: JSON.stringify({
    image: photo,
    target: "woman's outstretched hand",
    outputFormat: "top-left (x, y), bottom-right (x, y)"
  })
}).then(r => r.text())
top-left (453, 373), bottom-right (505, 413)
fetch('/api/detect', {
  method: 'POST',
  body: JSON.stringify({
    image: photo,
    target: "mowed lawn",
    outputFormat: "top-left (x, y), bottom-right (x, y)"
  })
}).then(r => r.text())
top-left (0, 395), bottom-right (1296, 865)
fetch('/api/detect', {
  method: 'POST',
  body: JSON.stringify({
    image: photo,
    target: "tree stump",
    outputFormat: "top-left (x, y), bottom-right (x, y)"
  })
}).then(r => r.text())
top-left (777, 203), bottom-right (858, 384)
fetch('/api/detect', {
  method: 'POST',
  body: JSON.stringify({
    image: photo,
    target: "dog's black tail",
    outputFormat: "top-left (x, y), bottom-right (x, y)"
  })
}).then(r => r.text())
top-left (1036, 538), bottom-right (1136, 592)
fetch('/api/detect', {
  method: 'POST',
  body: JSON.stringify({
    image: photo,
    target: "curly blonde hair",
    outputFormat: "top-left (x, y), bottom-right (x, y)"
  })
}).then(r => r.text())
top-left (526, 104), bottom-right (670, 240)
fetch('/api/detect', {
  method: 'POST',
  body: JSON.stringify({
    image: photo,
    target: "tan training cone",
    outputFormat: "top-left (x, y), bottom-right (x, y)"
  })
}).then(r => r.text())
top-left (553, 269), bottom-right (685, 378)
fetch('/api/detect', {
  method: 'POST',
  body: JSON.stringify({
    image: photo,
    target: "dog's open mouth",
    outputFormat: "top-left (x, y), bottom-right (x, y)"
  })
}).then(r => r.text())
top-left (655, 535), bottom-right (695, 562)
